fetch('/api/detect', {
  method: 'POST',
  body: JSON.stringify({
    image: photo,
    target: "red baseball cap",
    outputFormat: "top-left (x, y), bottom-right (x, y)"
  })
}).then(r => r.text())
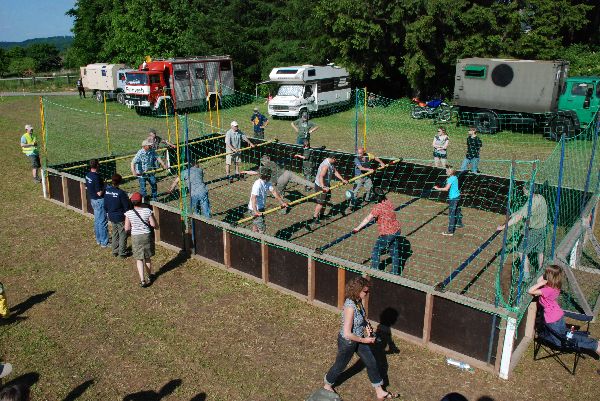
top-left (130, 192), bottom-right (143, 202)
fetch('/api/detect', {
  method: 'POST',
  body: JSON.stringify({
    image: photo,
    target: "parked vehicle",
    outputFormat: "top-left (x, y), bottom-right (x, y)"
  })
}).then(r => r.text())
top-left (124, 56), bottom-right (234, 115)
top-left (80, 63), bottom-right (133, 104)
top-left (267, 64), bottom-right (351, 118)
top-left (453, 58), bottom-right (600, 140)
top-left (410, 97), bottom-right (452, 122)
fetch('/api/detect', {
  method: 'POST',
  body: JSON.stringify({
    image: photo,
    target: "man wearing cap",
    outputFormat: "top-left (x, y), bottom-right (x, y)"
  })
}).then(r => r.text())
top-left (292, 112), bottom-right (318, 146)
top-left (86, 159), bottom-right (109, 248)
top-left (349, 147), bottom-right (386, 210)
top-left (168, 160), bottom-right (211, 218)
top-left (20, 124), bottom-right (41, 183)
top-left (131, 139), bottom-right (167, 201)
top-left (247, 166), bottom-right (288, 234)
top-left (307, 156), bottom-right (348, 229)
top-left (250, 107), bottom-right (269, 139)
top-left (225, 121), bottom-right (255, 183)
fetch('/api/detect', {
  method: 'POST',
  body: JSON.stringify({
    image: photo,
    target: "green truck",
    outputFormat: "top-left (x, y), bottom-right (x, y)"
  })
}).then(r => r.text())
top-left (453, 58), bottom-right (599, 140)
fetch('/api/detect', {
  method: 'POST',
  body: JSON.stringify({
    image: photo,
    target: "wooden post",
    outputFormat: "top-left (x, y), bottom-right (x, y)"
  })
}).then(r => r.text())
top-left (61, 176), bottom-right (69, 206)
top-left (494, 325), bottom-right (506, 373)
top-left (80, 182), bottom-right (88, 213)
top-left (261, 240), bottom-right (269, 284)
top-left (422, 293), bottom-right (434, 344)
top-left (307, 257), bottom-right (316, 302)
top-left (524, 301), bottom-right (537, 338)
top-left (337, 268), bottom-right (345, 309)
top-left (223, 230), bottom-right (231, 268)
top-left (152, 205), bottom-right (161, 243)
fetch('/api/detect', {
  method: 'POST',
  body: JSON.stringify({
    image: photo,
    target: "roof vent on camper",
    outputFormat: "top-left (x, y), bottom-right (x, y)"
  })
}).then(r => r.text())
top-left (491, 64), bottom-right (514, 87)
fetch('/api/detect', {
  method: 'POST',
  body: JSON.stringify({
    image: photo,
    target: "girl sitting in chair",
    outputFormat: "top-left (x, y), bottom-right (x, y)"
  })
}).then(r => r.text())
top-left (528, 264), bottom-right (600, 355)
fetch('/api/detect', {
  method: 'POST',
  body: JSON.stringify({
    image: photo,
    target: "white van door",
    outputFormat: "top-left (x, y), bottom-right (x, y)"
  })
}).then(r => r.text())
top-left (304, 84), bottom-right (317, 112)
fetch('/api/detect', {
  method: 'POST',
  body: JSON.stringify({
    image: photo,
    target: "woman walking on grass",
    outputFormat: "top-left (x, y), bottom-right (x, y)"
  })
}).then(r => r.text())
top-left (323, 276), bottom-right (399, 400)
top-left (124, 192), bottom-right (157, 288)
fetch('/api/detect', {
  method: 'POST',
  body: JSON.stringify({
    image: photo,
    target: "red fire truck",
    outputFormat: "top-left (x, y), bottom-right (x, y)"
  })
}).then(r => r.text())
top-left (124, 56), bottom-right (234, 115)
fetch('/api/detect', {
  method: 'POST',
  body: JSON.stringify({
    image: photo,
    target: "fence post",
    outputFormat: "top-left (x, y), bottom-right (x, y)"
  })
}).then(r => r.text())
top-left (581, 120), bottom-right (600, 212)
top-left (550, 134), bottom-right (566, 259)
top-left (515, 163), bottom-right (538, 304)
top-left (495, 160), bottom-right (516, 308)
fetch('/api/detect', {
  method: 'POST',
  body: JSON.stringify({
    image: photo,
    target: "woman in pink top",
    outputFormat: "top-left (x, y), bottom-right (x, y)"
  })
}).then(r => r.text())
top-left (528, 265), bottom-right (600, 355)
top-left (353, 189), bottom-right (403, 275)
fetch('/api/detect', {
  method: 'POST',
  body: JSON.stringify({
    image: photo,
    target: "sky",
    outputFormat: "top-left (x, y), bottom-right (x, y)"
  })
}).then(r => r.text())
top-left (0, 0), bottom-right (76, 42)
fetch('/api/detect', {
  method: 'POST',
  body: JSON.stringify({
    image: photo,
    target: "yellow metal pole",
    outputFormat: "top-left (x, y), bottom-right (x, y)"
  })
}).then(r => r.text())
top-left (103, 92), bottom-right (111, 154)
top-left (163, 87), bottom-right (172, 143)
top-left (206, 79), bottom-right (213, 130)
top-left (175, 114), bottom-right (183, 212)
top-left (39, 96), bottom-right (48, 197)
top-left (236, 158), bottom-right (401, 225)
top-left (215, 80), bottom-right (221, 131)
top-left (363, 87), bottom-right (367, 150)
top-left (196, 139), bottom-right (276, 164)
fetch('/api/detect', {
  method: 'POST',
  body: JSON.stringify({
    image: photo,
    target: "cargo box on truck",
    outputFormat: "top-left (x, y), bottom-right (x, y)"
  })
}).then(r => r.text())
top-left (80, 63), bottom-right (133, 104)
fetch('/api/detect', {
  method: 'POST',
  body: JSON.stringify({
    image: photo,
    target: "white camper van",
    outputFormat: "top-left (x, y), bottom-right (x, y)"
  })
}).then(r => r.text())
top-left (80, 63), bottom-right (133, 103)
top-left (267, 64), bottom-right (351, 117)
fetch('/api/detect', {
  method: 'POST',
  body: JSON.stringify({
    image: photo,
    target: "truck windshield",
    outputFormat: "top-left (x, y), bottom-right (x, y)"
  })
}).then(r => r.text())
top-left (126, 73), bottom-right (148, 85)
top-left (277, 85), bottom-right (303, 97)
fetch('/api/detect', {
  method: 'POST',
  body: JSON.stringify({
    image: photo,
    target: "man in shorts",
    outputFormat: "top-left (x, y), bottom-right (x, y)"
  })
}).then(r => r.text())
top-left (247, 167), bottom-right (288, 234)
top-left (307, 156), bottom-right (348, 229)
top-left (20, 124), bottom-right (41, 183)
top-left (497, 183), bottom-right (548, 279)
top-left (225, 121), bottom-right (255, 183)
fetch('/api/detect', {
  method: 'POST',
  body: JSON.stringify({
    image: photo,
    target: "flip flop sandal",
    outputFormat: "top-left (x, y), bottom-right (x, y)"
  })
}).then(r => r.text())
top-left (378, 392), bottom-right (399, 400)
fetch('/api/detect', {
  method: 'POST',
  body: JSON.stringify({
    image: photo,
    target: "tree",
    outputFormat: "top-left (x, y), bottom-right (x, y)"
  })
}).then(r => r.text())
top-left (26, 43), bottom-right (62, 72)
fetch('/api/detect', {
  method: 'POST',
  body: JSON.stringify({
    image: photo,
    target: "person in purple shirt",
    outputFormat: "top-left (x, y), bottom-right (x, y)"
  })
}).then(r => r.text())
top-left (86, 159), bottom-right (109, 247)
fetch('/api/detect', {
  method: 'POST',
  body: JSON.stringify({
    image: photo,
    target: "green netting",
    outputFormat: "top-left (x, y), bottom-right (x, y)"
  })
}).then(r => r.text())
top-left (41, 86), bottom-right (600, 320)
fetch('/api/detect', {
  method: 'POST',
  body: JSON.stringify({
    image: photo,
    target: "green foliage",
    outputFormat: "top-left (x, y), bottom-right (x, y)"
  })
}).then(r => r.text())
top-left (561, 45), bottom-right (600, 77)
top-left (0, 36), bottom-right (73, 51)
top-left (8, 56), bottom-right (36, 76)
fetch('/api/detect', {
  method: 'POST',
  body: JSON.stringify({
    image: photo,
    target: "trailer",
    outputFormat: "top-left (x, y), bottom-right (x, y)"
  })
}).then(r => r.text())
top-left (80, 63), bottom-right (133, 104)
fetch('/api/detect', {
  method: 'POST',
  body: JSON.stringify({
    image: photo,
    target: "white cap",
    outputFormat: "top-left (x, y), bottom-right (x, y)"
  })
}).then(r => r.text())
top-left (231, 121), bottom-right (238, 127)
top-left (25, 124), bottom-right (33, 131)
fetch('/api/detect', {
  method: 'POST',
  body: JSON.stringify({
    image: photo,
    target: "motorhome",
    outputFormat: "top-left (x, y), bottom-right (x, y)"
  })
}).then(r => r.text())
top-left (80, 63), bottom-right (133, 103)
top-left (267, 64), bottom-right (351, 118)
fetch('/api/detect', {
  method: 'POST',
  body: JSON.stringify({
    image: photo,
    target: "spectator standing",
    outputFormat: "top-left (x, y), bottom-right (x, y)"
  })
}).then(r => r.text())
top-left (353, 189), bottom-right (403, 275)
top-left (292, 112), bottom-right (318, 145)
top-left (76, 78), bottom-right (86, 98)
top-left (225, 121), bottom-right (255, 183)
top-left (433, 166), bottom-right (463, 236)
top-left (86, 159), bottom-right (109, 247)
top-left (104, 174), bottom-right (131, 258)
top-left (497, 183), bottom-right (548, 279)
top-left (131, 139), bottom-right (167, 201)
top-left (323, 276), bottom-right (399, 399)
top-left (169, 161), bottom-right (211, 218)
top-left (459, 127), bottom-right (482, 173)
top-left (349, 147), bottom-right (385, 209)
top-left (250, 107), bottom-right (269, 139)
top-left (124, 192), bottom-right (157, 288)
top-left (307, 157), bottom-right (348, 229)
top-left (20, 124), bottom-right (41, 183)
top-left (247, 167), bottom-right (288, 234)
top-left (432, 127), bottom-right (449, 168)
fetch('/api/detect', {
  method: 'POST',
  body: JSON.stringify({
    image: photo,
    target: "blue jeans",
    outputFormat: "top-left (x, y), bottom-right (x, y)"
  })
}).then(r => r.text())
top-left (191, 192), bottom-right (211, 218)
top-left (371, 230), bottom-right (402, 275)
top-left (545, 317), bottom-right (599, 353)
top-left (91, 198), bottom-right (109, 246)
top-left (325, 334), bottom-right (383, 387)
top-left (138, 174), bottom-right (158, 200)
top-left (448, 198), bottom-right (463, 233)
top-left (460, 157), bottom-right (479, 173)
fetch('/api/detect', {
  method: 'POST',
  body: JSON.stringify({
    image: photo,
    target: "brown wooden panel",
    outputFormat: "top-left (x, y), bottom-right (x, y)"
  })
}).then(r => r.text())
top-left (48, 173), bottom-right (63, 203)
top-left (193, 219), bottom-right (224, 264)
top-left (268, 246), bottom-right (308, 295)
top-left (66, 177), bottom-right (82, 210)
top-left (368, 278), bottom-right (426, 338)
top-left (314, 261), bottom-right (338, 306)
top-left (514, 310), bottom-right (529, 350)
top-left (157, 208), bottom-right (184, 249)
top-left (430, 296), bottom-right (500, 363)
top-left (230, 234), bottom-right (262, 278)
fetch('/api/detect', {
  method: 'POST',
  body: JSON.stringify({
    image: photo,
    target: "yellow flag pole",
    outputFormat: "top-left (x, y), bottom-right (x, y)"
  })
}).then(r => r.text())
top-left (39, 96), bottom-right (48, 197)
top-left (175, 113), bottom-right (183, 212)
top-left (236, 158), bottom-right (401, 225)
top-left (215, 80), bottom-right (221, 131)
top-left (103, 92), bottom-right (111, 154)
top-left (163, 87), bottom-right (172, 143)
top-left (206, 79), bottom-right (213, 130)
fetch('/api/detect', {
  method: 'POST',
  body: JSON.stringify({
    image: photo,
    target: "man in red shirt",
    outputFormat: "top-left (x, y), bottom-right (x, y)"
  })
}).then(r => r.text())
top-left (353, 188), bottom-right (402, 275)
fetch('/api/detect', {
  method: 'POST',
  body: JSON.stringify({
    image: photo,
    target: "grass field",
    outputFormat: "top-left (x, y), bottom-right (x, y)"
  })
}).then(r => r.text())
top-left (2, 95), bottom-right (600, 400)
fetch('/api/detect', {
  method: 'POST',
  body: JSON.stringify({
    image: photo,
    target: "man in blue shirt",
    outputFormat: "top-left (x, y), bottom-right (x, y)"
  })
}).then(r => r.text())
top-left (250, 107), bottom-right (269, 139)
top-left (86, 159), bottom-right (109, 247)
top-left (349, 147), bottom-right (385, 209)
top-left (104, 174), bottom-right (131, 257)
top-left (168, 161), bottom-right (211, 218)
top-left (130, 139), bottom-right (167, 201)
top-left (433, 166), bottom-right (463, 236)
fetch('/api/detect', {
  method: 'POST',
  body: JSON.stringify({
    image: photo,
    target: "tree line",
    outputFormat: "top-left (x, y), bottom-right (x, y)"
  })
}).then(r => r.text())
top-left (11, 0), bottom-right (600, 96)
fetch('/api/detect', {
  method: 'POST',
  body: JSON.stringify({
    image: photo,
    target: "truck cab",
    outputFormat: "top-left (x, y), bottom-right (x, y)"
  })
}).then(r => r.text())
top-left (125, 69), bottom-right (171, 115)
top-left (558, 77), bottom-right (600, 129)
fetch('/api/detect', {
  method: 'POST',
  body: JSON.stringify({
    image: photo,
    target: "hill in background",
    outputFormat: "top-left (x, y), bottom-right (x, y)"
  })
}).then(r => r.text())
top-left (0, 36), bottom-right (73, 51)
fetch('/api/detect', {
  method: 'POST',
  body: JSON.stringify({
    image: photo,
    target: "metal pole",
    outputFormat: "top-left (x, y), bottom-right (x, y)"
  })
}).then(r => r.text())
top-left (354, 89), bottom-right (359, 153)
top-left (581, 120), bottom-right (600, 212)
top-left (175, 114), bottom-right (183, 213)
top-left (550, 134), bottom-right (566, 259)
top-left (103, 92), bottom-right (111, 155)
top-left (363, 87), bottom-right (367, 150)
top-left (163, 87), bottom-right (171, 143)
top-left (496, 160), bottom-right (515, 308)
top-left (39, 96), bottom-right (48, 198)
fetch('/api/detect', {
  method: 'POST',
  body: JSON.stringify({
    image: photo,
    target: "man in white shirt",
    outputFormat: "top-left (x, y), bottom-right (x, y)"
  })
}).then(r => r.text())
top-left (248, 167), bottom-right (288, 233)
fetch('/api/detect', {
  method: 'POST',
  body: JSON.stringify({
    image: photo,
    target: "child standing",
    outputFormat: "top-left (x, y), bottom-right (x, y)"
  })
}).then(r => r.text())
top-left (528, 265), bottom-right (600, 355)
top-left (433, 166), bottom-right (463, 236)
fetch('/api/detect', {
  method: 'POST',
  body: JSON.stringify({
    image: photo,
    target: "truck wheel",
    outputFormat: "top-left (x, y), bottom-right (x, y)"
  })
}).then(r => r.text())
top-left (475, 111), bottom-right (498, 134)
top-left (436, 105), bottom-right (452, 123)
top-left (549, 116), bottom-right (576, 141)
top-left (95, 91), bottom-right (103, 102)
top-left (116, 93), bottom-right (125, 104)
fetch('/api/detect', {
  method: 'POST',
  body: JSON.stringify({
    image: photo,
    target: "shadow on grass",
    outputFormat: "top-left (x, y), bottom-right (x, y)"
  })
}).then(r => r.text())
top-left (122, 379), bottom-right (182, 401)
top-left (1, 291), bottom-right (55, 325)
top-left (63, 379), bottom-right (94, 401)
top-left (1, 371), bottom-right (39, 393)
top-left (190, 393), bottom-right (207, 401)
top-left (154, 251), bottom-right (189, 281)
